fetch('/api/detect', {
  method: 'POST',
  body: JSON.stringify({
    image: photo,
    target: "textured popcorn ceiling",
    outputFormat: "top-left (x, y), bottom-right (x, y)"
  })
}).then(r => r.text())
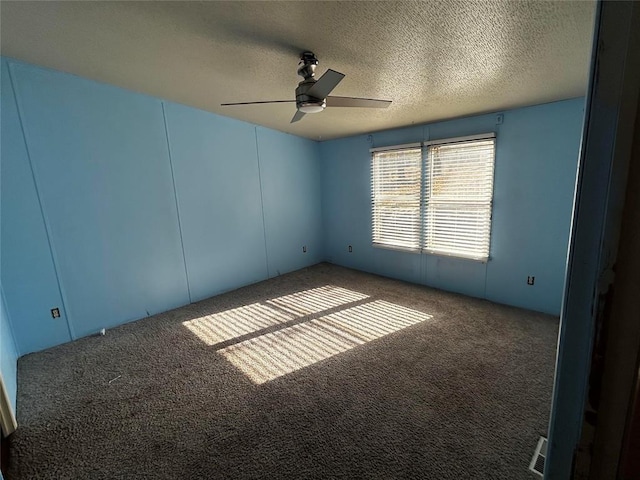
top-left (0, 1), bottom-right (595, 140)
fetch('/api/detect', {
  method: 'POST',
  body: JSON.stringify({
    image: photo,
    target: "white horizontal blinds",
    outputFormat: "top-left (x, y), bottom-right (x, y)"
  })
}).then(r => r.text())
top-left (371, 147), bottom-right (422, 250)
top-left (424, 138), bottom-right (495, 260)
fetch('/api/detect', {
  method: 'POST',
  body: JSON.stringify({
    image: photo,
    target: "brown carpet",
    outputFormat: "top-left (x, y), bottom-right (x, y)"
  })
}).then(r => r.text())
top-left (8, 263), bottom-right (557, 479)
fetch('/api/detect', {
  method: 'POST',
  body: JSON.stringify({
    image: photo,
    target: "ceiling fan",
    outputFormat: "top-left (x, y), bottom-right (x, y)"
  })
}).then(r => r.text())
top-left (221, 51), bottom-right (392, 123)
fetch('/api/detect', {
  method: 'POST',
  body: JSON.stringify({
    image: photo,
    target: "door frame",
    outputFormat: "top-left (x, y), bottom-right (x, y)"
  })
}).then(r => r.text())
top-left (546, 0), bottom-right (640, 478)
top-left (0, 374), bottom-right (17, 437)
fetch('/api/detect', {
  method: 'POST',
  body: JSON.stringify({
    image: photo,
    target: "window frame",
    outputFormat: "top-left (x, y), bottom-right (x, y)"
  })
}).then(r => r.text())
top-left (370, 133), bottom-right (496, 262)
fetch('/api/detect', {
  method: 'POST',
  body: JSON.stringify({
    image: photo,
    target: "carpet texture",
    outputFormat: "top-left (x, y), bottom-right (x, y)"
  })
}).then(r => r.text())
top-left (8, 264), bottom-right (557, 479)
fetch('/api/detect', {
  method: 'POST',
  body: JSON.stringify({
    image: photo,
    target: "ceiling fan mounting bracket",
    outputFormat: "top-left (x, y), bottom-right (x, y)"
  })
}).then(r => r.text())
top-left (297, 51), bottom-right (319, 80)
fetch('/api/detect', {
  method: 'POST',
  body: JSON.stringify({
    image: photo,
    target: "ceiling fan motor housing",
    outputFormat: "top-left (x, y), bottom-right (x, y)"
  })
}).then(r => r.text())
top-left (296, 52), bottom-right (325, 113)
top-left (296, 80), bottom-right (326, 113)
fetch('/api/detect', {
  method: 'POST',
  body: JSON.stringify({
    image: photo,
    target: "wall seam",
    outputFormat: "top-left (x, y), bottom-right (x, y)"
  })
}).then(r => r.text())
top-left (315, 141), bottom-right (326, 263)
top-left (6, 61), bottom-right (76, 341)
top-left (254, 127), bottom-right (270, 278)
top-left (161, 102), bottom-right (192, 304)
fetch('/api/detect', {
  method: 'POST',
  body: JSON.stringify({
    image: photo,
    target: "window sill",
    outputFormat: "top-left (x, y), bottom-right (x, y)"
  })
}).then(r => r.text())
top-left (423, 249), bottom-right (490, 264)
top-left (372, 243), bottom-right (489, 263)
top-left (372, 243), bottom-right (421, 254)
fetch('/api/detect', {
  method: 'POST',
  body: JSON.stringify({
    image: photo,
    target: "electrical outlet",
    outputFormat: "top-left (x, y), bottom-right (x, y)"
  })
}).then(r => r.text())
top-left (51, 307), bottom-right (61, 318)
top-left (302, 245), bottom-right (307, 253)
top-left (527, 276), bottom-right (535, 285)
top-left (348, 245), bottom-right (353, 253)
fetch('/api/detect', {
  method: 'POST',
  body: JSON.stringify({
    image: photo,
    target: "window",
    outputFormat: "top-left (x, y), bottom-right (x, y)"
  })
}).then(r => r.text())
top-left (371, 135), bottom-right (495, 261)
top-left (371, 145), bottom-right (422, 251)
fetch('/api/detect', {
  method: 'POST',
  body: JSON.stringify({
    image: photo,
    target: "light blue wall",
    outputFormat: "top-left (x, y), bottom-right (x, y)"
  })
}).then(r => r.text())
top-left (9, 61), bottom-right (190, 340)
top-left (484, 102), bottom-right (584, 313)
top-left (257, 127), bottom-right (323, 277)
top-left (1, 58), bottom-right (71, 353)
top-left (163, 102), bottom-right (268, 302)
top-left (0, 286), bottom-right (19, 414)
top-left (320, 98), bottom-right (585, 315)
top-left (1, 58), bottom-right (322, 354)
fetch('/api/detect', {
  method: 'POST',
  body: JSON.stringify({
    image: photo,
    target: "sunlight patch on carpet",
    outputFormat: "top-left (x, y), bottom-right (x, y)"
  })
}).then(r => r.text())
top-left (183, 285), bottom-right (369, 345)
top-left (183, 303), bottom-right (294, 345)
top-left (265, 285), bottom-right (369, 316)
top-left (219, 300), bottom-right (432, 384)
